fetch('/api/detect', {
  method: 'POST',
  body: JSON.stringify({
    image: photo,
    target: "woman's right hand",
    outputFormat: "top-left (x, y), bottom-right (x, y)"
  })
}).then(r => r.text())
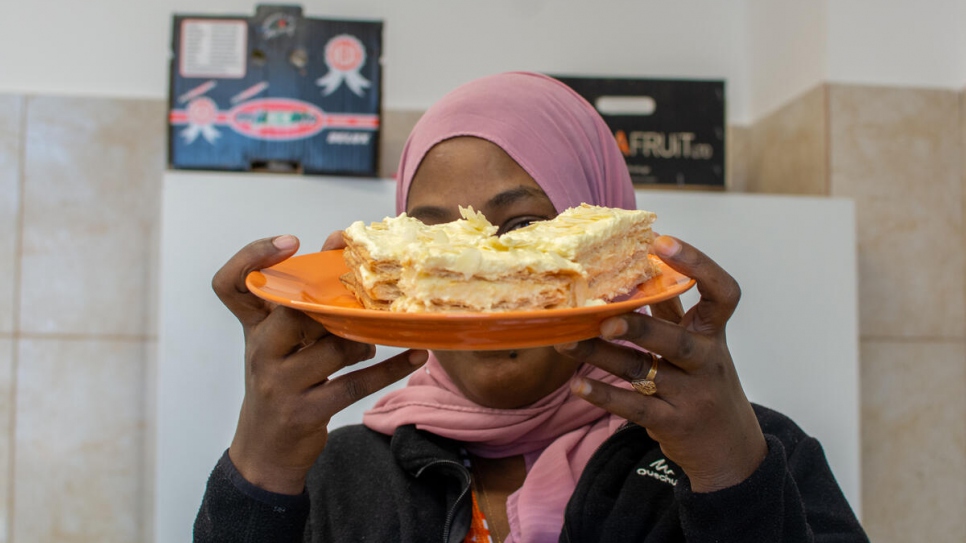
top-left (212, 233), bottom-right (428, 495)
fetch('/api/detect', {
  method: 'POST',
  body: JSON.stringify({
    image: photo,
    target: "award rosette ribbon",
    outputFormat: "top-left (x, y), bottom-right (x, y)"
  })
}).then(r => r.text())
top-left (180, 97), bottom-right (221, 144)
top-left (316, 34), bottom-right (371, 97)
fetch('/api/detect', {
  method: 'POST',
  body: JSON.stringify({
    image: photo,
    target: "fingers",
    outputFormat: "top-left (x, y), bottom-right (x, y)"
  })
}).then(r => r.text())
top-left (570, 377), bottom-right (672, 428)
top-left (254, 306), bottom-right (332, 360)
top-left (561, 236), bottom-right (763, 491)
top-left (597, 313), bottom-right (712, 373)
top-left (321, 230), bottom-right (347, 251)
top-left (308, 350), bottom-right (429, 414)
top-left (577, 235), bottom-right (740, 374)
top-left (649, 296), bottom-right (684, 324)
top-left (558, 338), bottom-right (689, 398)
top-left (285, 333), bottom-right (377, 387)
top-left (652, 236), bottom-right (741, 333)
top-left (558, 339), bottom-right (661, 382)
top-left (213, 235), bottom-right (300, 329)
top-left (252, 307), bottom-right (381, 388)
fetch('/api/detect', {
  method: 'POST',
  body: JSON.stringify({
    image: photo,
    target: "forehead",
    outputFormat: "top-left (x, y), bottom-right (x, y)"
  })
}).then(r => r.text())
top-left (405, 137), bottom-right (552, 215)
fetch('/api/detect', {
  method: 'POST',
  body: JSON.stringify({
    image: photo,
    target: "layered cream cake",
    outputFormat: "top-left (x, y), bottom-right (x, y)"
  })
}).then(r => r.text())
top-left (340, 203), bottom-right (659, 313)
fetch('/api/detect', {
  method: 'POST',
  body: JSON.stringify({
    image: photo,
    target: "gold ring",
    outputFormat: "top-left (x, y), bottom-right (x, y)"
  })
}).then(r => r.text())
top-left (630, 355), bottom-right (660, 396)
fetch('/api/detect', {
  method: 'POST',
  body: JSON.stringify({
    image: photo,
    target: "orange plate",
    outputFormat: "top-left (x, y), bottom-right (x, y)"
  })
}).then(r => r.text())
top-left (246, 250), bottom-right (696, 351)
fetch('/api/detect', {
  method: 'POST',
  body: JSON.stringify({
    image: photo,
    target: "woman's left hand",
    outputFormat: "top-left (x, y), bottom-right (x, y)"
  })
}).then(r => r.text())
top-left (556, 235), bottom-right (768, 493)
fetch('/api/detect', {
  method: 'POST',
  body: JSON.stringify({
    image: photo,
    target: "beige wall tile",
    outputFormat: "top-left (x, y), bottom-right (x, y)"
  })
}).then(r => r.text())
top-left (141, 339), bottom-right (156, 543)
top-left (0, 95), bottom-right (23, 334)
top-left (745, 85), bottom-right (828, 195)
top-left (860, 339), bottom-right (966, 542)
top-left (378, 109), bottom-right (423, 179)
top-left (830, 85), bottom-right (964, 339)
top-left (20, 96), bottom-right (166, 336)
top-left (726, 124), bottom-right (750, 192)
top-left (0, 338), bottom-right (13, 543)
top-left (13, 338), bottom-right (145, 542)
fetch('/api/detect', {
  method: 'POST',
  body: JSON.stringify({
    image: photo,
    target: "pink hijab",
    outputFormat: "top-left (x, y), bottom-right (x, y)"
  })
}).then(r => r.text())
top-left (364, 72), bottom-right (637, 542)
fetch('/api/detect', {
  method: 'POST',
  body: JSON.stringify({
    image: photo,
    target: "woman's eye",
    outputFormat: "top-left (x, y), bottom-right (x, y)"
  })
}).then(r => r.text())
top-left (498, 217), bottom-right (543, 235)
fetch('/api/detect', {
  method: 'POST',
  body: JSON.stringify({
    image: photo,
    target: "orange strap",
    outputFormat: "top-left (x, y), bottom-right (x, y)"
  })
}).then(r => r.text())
top-left (464, 490), bottom-right (495, 543)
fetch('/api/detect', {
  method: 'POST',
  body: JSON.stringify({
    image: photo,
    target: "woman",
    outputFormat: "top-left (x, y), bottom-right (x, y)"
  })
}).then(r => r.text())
top-left (195, 72), bottom-right (867, 542)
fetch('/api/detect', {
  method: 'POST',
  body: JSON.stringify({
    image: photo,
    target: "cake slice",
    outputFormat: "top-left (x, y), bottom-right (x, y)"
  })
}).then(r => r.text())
top-left (340, 204), bottom-right (659, 313)
top-left (499, 203), bottom-right (658, 303)
top-left (340, 209), bottom-right (496, 310)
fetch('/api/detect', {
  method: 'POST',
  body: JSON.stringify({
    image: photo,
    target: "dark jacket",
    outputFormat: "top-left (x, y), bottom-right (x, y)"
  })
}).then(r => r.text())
top-left (194, 404), bottom-right (868, 542)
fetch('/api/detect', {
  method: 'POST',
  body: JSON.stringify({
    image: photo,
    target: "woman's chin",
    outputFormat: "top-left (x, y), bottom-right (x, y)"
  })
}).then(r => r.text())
top-left (433, 348), bottom-right (579, 409)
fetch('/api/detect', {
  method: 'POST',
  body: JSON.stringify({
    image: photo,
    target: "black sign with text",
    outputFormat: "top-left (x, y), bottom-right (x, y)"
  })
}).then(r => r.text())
top-left (554, 76), bottom-right (725, 188)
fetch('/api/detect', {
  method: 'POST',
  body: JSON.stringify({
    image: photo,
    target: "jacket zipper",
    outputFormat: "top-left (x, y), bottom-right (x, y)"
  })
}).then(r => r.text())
top-left (415, 458), bottom-right (472, 543)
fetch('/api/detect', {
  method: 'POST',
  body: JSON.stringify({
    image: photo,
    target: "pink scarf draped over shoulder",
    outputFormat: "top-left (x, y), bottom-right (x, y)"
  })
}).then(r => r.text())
top-left (364, 71), bottom-right (638, 543)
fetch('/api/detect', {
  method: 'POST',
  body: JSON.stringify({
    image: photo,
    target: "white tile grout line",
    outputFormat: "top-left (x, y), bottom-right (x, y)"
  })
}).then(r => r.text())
top-left (6, 93), bottom-right (28, 543)
top-left (824, 84), bottom-right (832, 196)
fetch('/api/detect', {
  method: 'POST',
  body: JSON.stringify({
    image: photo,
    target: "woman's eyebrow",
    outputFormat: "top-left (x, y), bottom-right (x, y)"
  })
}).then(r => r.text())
top-left (406, 205), bottom-right (454, 223)
top-left (407, 186), bottom-right (551, 222)
top-left (486, 186), bottom-right (550, 210)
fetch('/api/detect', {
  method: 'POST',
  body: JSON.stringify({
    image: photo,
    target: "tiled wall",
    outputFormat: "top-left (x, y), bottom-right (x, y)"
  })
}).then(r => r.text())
top-left (0, 95), bottom-right (421, 542)
top-left (0, 95), bottom-right (165, 542)
top-left (745, 84), bottom-right (966, 542)
top-left (831, 85), bottom-right (966, 542)
top-left (1, 87), bottom-right (963, 541)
